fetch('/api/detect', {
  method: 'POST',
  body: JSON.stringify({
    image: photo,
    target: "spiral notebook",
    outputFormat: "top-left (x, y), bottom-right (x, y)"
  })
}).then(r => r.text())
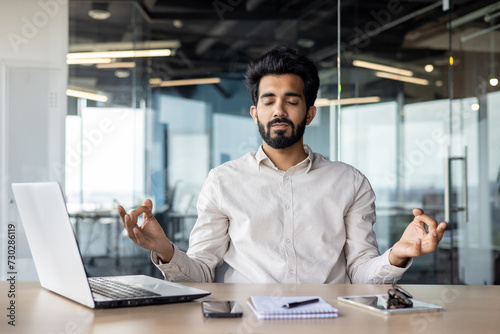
top-left (247, 296), bottom-right (338, 319)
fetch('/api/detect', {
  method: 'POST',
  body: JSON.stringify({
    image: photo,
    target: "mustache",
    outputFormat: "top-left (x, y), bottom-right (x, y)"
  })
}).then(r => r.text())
top-left (267, 117), bottom-right (294, 128)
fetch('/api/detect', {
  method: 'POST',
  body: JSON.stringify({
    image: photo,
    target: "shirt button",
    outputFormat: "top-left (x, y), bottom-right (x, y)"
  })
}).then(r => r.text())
top-left (286, 239), bottom-right (291, 244)
top-left (289, 270), bottom-right (294, 274)
top-left (285, 204), bottom-right (290, 209)
top-left (285, 176), bottom-right (289, 180)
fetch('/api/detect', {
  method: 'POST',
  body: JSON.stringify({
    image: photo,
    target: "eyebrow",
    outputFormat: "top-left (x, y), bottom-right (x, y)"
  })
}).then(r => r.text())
top-left (259, 92), bottom-right (303, 99)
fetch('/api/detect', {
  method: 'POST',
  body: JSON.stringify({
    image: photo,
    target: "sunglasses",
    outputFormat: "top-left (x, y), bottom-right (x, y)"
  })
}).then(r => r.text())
top-left (387, 284), bottom-right (413, 309)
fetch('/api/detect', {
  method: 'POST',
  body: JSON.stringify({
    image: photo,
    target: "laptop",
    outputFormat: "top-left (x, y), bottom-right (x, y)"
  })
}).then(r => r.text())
top-left (11, 182), bottom-right (211, 309)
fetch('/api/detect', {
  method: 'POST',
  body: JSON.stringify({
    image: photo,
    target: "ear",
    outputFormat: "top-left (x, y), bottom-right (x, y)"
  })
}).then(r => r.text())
top-left (250, 105), bottom-right (258, 125)
top-left (305, 106), bottom-right (317, 125)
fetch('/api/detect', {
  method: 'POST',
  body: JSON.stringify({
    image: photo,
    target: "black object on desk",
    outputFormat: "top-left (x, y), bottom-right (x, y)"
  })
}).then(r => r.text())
top-left (282, 298), bottom-right (320, 309)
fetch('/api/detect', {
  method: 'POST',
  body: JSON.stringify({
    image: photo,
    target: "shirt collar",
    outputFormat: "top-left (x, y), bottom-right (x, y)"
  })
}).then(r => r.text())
top-left (255, 144), bottom-right (314, 173)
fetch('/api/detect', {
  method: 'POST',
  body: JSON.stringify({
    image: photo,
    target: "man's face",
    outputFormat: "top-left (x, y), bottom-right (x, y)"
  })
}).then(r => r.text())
top-left (250, 74), bottom-right (316, 150)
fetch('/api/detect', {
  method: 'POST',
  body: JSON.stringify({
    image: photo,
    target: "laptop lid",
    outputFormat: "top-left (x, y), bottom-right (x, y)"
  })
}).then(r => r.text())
top-left (11, 182), bottom-right (210, 308)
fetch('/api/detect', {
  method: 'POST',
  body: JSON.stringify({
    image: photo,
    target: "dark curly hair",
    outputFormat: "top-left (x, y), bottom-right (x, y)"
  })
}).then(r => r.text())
top-left (245, 45), bottom-right (320, 110)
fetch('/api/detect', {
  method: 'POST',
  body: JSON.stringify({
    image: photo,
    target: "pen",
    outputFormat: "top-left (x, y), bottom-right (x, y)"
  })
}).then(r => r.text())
top-left (282, 298), bottom-right (320, 309)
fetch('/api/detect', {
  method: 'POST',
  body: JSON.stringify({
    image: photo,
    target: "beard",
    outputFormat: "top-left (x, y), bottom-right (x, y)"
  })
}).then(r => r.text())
top-left (257, 114), bottom-right (307, 149)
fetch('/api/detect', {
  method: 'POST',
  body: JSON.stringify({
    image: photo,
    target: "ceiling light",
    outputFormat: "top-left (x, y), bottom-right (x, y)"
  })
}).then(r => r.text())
top-left (69, 40), bottom-right (181, 53)
top-left (490, 77), bottom-right (499, 86)
top-left (375, 72), bottom-right (429, 85)
top-left (173, 19), bottom-right (183, 28)
top-left (96, 62), bottom-right (136, 69)
top-left (424, 64), bottom-right (434, 72)
top-left (114, 70), bottom-right (131, 78)
top-left (66, 58), bottom-right (112, 65)
top-left (67, 49), bottom-right (172, 60)
top-left (315, 96), bottom-right (381, 107)
top-left (149, 78), bottom-right (163, 86)
top-left (88, 3), bottom-right (111, 20)
top-left (158, 77), bottom-right (221, 87)
top-left (460, 22), bottom-right (500, 43)
top-left (435, 80), bottom-right (444, 87)
top-left (66, 89), bottom-right (108, 102)
top-left (297, 39), bottom-right (315, 48)
top-left (484, 11), bottom-right (500, 22)
top-left (448, 2), bottom-right (500, 29)
top-left (353, 60), bottom-right (413, 77)
top-left (471, 103), bottom-right (480, 111)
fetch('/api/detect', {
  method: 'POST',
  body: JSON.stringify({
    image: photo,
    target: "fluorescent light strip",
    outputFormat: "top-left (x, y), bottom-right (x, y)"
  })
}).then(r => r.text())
top-left (353, 60), bottom-right (413, 77)
top-left (149, 78), bottom-right (163, 86)
top-left (315, 96), bottom-right (381, 107)
top-left (67, 49), bottom-right (172, 60)
top-left (159, 77), bottom-right (221, 87)
top-left (67, 58), bottom-right (112, 65)
top-left (375, 72), bottom-right (429, 86)
top-left (460, 22), bottom-right (500, 42)
top-left (96, 62), bottom-right (136, 69)
top-left (69, 40), bottom-right (181, 52)
top-left (66, 89), bottom-right (108, 102)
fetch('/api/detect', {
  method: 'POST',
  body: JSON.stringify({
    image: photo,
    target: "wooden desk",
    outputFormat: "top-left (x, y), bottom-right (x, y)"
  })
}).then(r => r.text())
top-left (2, 281), bottom-right (499, 334)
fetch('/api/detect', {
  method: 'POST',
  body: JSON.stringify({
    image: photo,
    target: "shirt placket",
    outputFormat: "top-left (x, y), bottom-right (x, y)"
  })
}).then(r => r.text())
top-left (283, 170), bottom-right (297, 283)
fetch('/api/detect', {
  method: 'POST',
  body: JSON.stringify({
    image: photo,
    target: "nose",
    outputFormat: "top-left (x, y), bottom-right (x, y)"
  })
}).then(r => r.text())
top-left (272, 99), bottom-right (287, 118)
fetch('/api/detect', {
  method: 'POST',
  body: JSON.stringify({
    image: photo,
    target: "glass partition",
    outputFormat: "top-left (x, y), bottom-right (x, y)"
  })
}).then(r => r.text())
top-left (67, 2), bottom-right (151, 274)
top-left (66, 0), bottom-right (500, 283)
top-left (338, 0), bottom-right (500, 284)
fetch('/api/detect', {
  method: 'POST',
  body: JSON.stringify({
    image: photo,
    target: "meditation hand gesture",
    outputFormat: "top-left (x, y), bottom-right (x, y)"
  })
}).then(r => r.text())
top-left (389, 209), bottom-right (447, 267)
top-left (118, 199), bottom-right (174, 262)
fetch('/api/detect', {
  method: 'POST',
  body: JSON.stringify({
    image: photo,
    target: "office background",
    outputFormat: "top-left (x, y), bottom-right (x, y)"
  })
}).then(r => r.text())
top-left (1, 0), bottom-right (499, 285)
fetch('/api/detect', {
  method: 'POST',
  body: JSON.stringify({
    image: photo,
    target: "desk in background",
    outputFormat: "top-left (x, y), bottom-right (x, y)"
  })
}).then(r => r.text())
top-left (69, 210), bottom-right (122, 266)
top-left (2, 282), bottom-right (499, 334)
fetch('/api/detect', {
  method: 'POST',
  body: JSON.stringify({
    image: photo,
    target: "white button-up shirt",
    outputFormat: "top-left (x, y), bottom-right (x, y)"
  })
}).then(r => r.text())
top-left (155, 145), bottom-right (410, 283)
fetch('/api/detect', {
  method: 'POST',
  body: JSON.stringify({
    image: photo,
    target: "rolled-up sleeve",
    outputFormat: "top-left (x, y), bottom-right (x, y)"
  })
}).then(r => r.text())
top-left (344, 171), bottom-right (411, 284)
top-left (152, 169), bottom-right (230, 282)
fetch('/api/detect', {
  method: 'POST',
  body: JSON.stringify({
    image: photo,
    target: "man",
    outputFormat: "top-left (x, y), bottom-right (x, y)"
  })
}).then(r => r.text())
top-left (118, 46), bottom-right (447, 284)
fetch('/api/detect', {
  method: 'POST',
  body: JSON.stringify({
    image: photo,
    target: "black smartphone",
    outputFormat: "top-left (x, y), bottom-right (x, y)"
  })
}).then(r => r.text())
top-left (201, 301), bottom-right (243, 318)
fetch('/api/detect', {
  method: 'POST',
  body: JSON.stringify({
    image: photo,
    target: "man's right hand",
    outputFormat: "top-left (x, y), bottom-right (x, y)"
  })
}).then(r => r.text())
top-left (117, 199), bottom-right (174, 263)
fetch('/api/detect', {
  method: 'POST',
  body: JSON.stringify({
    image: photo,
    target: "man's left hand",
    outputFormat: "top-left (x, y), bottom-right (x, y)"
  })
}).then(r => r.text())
top-left (389, 209), bottom-right (447, 267)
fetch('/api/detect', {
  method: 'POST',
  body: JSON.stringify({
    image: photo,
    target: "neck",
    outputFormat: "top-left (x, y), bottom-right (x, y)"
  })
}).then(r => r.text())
top-left (261, 140), bottom-right (308, 171)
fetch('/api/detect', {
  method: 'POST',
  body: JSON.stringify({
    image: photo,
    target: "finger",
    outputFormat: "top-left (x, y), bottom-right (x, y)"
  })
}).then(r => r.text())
top-left (142, 199), bottom-right (154, 219)
top-left (415, 214), bottom-right (438, 231)
top-left (130, 205), bottom-right (152, 224)
top-left (413, 208), bottom-right (424, 217)
top-left (144, 199), bottom-right (153, 210)
top-left (123, 214), bottom-right (138, 241)
top-left (117, 205), bottom-right (126, 222)
top-left (425, 229), bottom-right (440, 252)
top-left (412, 238), bottom-right (422, 257)
top-left (132, 227), bottom-right (148, 248)
top-left (411, 217), bottom-right (426, 230)
top-left (435, 222), bottom-right (448, 241)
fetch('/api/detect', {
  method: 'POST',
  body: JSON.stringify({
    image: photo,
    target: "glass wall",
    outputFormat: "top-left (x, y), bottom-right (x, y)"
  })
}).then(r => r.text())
top-left (67, 2), bottom-right (152, 274)
top-left (66, 0), bottom-right (500, 284)
top-left (338, 0), bottom-right (500, 284)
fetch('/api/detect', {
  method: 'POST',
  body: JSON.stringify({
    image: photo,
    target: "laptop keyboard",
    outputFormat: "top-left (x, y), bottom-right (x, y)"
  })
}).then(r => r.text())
top-left (89, 277), bottom-right (161, 299)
